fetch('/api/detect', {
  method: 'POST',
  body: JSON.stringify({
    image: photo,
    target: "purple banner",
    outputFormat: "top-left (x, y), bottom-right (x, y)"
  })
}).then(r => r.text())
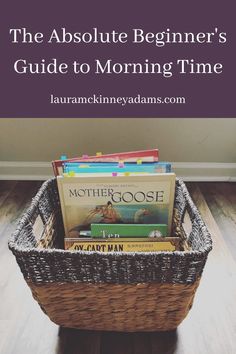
top-left (0, 1), bottom-right (235, 117)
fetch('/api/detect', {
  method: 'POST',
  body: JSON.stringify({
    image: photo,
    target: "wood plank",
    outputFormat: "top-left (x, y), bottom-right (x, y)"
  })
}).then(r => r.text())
top-left (0, 181), bottom-right (60, 354)
top-left (0, 181), bottom-right (17, 209)
top-left (199, 182), bottom-right (236, 261)
top-left (0, 180), bottom-right (42, 237)
top-left (0, 181), bottom-right (42, 290)
top-left (175, 184), bottom-right (236, 354)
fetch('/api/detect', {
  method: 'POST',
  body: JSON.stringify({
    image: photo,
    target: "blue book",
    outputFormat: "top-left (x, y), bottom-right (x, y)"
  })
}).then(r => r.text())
top-left (63, 161), bottom-right (171, 175)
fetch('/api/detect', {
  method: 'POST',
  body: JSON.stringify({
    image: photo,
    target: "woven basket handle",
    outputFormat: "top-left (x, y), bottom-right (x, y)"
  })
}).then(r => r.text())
top-left (177, 179), bottom-right (211, 251)
top-left (9, 179), bottom-right (54, 250)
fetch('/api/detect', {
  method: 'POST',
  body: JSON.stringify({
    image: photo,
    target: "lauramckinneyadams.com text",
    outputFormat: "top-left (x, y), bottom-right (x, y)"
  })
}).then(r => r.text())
top-left (50, 94), bottom-right (186, 106)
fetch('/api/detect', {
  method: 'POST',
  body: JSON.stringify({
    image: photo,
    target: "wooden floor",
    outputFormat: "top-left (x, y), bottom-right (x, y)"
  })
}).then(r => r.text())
top-left (0, 181), bottom-right (236, 354)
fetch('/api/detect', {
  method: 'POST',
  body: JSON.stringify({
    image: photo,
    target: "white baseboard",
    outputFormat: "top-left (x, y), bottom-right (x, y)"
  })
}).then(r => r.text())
top-left (0, 161), bottom-right (236, 182)
top-left (172, 162), bottom-right (236, 182)
top-left (0, 161), bottom-right (52, 181)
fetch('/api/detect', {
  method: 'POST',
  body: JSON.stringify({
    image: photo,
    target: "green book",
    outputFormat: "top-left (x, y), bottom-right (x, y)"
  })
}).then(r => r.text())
top-left (91, 223), bottom-right (168, 238)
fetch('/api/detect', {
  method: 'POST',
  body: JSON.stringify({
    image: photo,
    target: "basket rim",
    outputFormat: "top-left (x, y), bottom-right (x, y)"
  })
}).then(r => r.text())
top-left (8, 177), bottom-right (213, 258)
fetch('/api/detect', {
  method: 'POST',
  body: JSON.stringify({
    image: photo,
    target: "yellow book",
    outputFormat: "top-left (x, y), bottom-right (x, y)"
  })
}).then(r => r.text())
top-left (65, 237), bottom-right (180, 252)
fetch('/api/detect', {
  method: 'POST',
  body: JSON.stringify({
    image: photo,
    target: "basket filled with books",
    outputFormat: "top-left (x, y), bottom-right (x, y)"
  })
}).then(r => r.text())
top-left (9, 149), bottom-right (212, 332)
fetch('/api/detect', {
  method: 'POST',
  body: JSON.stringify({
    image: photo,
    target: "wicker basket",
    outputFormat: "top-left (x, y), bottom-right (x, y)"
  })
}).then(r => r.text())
top-left (9, 178), bottom-right (212, 332)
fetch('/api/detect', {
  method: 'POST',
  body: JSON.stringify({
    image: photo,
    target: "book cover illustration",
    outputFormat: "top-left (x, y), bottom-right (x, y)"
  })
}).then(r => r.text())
top-left (57, 174), bottom-right (175, 238)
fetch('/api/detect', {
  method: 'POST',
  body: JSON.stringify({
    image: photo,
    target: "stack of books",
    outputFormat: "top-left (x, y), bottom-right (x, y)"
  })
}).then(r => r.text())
top-left (53, 149), bottom-right (180, 252)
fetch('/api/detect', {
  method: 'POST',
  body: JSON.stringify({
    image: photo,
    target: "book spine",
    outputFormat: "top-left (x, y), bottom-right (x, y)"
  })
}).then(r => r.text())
top-left (52, 161), bottom-right (61, 176)
top-left (52, 149), bottom-right (159, 176)
top-left (91, 223), bottom-right (167, 238)
top-left (65, 239), bottom-right (179, 252)
top-left (63, 162), bottom-right (171, 174)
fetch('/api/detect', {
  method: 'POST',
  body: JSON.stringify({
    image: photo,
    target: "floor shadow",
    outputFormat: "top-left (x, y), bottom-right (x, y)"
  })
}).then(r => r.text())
top-left (150, 330), bottom-right (178, 354)
top-left (56, 327), bottom-right (178, 354)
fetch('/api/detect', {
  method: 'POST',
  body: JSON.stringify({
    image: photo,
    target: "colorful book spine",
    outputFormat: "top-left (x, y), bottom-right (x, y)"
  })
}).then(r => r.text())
top-left (63, 162), bottom-right (171, 175)
top-left (64, 237), bottom-right (180, 252)
top-left (52, 149), bottom-right (159, 176)
top-left (91, 223), bottom-right (167, 238)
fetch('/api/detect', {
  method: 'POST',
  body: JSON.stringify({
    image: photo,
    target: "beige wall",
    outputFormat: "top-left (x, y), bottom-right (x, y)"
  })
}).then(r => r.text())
top-left (0, 118), bottom-right (235, 162)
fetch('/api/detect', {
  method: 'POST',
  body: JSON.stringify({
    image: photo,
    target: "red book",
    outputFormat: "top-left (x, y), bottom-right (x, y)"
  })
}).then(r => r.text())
top-left (52, 149), bottom-right (159, 176)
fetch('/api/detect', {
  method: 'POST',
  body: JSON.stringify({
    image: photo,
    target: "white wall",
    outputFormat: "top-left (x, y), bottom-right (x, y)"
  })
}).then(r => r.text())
top-left (0, 118), bottom-right (236, 180)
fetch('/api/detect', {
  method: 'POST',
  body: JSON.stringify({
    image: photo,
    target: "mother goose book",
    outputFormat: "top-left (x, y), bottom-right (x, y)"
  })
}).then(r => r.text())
top-left (57, 173), bottom-right (176, 238)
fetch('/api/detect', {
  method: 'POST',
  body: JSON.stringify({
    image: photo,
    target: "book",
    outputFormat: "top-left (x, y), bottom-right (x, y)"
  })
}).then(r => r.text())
top-left (63, 161), bottom-right (171, 175)
top-left (91, 223), bottom-right (167, 238)
top-left (64, 237), bottom-right (180, 252)
top-left (57, 173), bottom-right (176, 238)
top-left (52, 149), bottom-right (159, 176)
